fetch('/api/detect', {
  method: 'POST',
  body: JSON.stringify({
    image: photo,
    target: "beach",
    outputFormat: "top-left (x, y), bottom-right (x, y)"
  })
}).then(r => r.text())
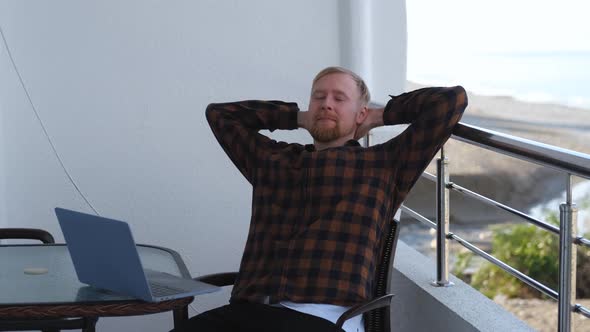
top-left (397, 82), bottom-right (590, 330)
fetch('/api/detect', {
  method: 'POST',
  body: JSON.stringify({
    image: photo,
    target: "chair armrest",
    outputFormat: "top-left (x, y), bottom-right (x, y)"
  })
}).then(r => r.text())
top-left (335, 294), bottom-right (395, 328)
top-left (194, 272), bottom-right (238, 287)
top-left (0, 228), bottom-right (55, 244)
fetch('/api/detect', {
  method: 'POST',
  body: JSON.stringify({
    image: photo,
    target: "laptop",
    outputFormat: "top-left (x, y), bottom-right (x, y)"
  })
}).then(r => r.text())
top-left (55, 207), bottom-right (220, 302)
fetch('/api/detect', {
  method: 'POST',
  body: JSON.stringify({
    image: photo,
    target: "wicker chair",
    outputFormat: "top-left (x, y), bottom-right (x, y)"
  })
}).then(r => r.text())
top-left (195, 218), bottom-right (401, 332)
top-left (0, 228), bottom-right (98, 332)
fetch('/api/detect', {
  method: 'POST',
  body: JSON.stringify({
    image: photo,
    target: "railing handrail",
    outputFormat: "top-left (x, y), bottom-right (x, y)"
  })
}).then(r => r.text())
top-left (452, 123), bottom-right (590, 179)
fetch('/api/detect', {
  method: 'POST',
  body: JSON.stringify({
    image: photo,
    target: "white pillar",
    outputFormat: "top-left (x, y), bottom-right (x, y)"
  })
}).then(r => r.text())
top-left (340, 0), bottom-right (373, 91)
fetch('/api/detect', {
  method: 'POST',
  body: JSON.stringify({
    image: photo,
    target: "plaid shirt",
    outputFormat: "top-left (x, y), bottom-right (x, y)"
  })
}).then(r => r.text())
top-left (206, 86), bottom-right (467, 306)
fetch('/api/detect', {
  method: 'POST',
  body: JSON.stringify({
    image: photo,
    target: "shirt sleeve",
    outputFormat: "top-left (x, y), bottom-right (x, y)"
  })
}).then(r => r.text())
top-left (380, 86), bottom-right (468, 195)
top-left (205, 100), bottom-right (300, 184)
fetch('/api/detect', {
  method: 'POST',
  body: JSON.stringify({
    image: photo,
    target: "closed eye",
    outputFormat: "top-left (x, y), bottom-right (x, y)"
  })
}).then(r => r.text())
top-left (313, 92), bottom-right (326, 100)
top-left (334, 93), bottom-right (348, 102)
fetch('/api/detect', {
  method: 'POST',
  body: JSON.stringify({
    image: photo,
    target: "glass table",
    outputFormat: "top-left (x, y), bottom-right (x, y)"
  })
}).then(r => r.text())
top-left (0, 244), bottom-right (195, 331)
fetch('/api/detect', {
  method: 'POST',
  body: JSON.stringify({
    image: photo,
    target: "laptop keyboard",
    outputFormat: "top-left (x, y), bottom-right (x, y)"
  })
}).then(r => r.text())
top-left (149, 282), bottom-right (185, 297)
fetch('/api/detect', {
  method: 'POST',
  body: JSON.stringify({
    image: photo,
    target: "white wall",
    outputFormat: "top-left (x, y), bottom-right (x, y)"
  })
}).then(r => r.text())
top-left (0, 80), bottom-right (4, 229)
top-left (0, 1), bottom-right (406, 330)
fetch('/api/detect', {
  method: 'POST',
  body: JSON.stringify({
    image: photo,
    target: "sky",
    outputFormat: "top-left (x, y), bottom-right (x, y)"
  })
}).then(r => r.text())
top-left (407, 0), bottom-right (590, 55)
top-left (405, 0), bottom-right (590, 107)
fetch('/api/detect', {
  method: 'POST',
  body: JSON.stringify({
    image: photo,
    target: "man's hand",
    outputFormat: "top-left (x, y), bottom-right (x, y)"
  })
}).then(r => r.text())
top-left (297, 111), bottom-right (313, 132)
top-left (354, 107), bottom-right (384, 140)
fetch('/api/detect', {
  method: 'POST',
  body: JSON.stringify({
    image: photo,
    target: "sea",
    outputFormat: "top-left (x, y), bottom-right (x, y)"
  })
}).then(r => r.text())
top-left (409, 51), bottom-right (590, 110)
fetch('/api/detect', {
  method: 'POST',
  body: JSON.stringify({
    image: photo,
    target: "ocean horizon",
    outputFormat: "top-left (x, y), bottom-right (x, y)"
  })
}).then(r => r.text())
top-left (409, 51), bottom-right (590, 110)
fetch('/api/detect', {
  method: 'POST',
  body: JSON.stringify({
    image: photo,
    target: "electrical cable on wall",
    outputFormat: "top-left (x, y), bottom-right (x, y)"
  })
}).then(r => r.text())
top-left (0, 25), bottom-right (100, 216)
top-left (1, 28), bottom-right (206, 315)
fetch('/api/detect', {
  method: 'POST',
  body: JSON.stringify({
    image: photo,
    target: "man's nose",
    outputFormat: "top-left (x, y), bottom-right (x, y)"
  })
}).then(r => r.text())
top-left (321, 97), bottom-right (333, 110)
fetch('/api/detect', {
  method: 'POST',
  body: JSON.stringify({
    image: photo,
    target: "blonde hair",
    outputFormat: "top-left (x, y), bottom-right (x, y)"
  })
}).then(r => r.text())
top-left (312, 66), bottom-right (370, 106)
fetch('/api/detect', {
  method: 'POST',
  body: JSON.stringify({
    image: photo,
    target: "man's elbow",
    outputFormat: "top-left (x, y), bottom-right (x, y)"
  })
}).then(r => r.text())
top-left (450, 85), bottom-right (468, 110)
top-left (205, 103), bottom-right (221, 122)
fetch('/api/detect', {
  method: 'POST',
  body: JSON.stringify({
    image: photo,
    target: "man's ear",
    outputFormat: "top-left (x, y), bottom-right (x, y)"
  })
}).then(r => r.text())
top-left (356, 106), bottom-right (369, 125)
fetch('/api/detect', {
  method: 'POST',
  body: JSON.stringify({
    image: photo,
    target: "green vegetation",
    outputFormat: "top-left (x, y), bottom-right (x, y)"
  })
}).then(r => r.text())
top-left (454, 208), bottom-right (590, 299)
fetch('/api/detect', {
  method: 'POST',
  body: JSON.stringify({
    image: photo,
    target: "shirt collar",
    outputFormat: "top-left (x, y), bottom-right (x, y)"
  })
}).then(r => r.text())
top-left (306, 140), bottom-right (361, 152)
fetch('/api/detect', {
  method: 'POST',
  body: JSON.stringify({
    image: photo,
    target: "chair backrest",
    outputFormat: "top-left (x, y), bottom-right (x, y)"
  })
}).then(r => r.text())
top-left (0, 228), bottom-right (55, 244)
top-left (364, 218), bottom-right (401, 332)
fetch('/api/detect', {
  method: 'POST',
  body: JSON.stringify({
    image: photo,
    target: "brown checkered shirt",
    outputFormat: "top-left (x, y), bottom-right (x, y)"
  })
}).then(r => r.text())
top-left (206, 86), bottom-right (467, 306)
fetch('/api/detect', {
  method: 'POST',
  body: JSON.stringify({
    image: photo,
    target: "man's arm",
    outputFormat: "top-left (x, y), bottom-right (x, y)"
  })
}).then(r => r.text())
top-left (206, 100), bottom-right (299, 184)
top-left (375, 86), bottom-right (468, 194)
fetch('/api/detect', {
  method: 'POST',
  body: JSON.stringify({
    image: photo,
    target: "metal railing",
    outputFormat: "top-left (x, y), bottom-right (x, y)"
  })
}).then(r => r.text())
top-left (371, 122), bottom-right (590, 331)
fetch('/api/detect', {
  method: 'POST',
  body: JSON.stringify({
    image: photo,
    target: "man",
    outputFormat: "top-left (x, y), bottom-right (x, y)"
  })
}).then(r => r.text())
top-left (177, 67), bottom-right (467, 332)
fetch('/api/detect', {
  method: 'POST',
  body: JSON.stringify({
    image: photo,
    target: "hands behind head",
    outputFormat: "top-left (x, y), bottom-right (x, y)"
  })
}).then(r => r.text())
top-left (297, 111), bottom-right (314, 131)
top-left (354, 107), bottom-right (384, 140)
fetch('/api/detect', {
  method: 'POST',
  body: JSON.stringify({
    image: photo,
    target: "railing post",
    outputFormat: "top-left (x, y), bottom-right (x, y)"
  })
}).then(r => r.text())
top-left (433, 146), bottom-right (453, 287)
top-left (362, 131), bottom-right (371, 148)
top-left (558, 174), bottom-right (577, 332)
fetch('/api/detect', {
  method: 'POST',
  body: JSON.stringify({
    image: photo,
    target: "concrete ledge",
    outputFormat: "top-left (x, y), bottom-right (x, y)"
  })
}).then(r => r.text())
top-left (390, 241), bottom-right (534, 331)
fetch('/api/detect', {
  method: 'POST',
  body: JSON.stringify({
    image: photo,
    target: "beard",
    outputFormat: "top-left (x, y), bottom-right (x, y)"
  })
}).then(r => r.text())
top-left (309, 121), bottom-right (341, 142)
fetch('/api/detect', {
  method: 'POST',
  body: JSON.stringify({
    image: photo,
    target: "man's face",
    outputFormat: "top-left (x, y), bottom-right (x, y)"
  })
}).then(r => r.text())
top-left (308, 73), bottom-right (363, 143)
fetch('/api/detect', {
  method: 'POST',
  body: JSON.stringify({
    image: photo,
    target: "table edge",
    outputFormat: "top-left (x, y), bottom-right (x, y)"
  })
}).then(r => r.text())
top-left (0, 297), bottom-right (194, 319)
